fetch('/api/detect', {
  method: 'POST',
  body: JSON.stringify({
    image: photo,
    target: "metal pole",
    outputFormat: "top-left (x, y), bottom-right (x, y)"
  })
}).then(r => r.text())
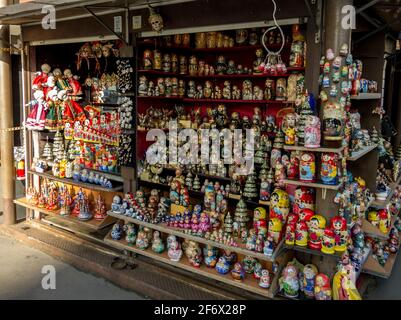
top-left (0, 0), bottom-right (16, 225)
top-left (323, 0), bottom-right (353, 55)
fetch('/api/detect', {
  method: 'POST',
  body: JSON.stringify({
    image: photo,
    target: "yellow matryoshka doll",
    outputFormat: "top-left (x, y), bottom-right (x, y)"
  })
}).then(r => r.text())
top-left (269, 188), bottom-right (290, 224)
top-left (367, 210), bottom-right (379, 227)
top-left (321, 228), bottom-right (336, 255)
top-left (268, 218), bottom-right (283, 245)
top-left (253, 207), bottom-right (268, 236)
top-left (295, 221), bottom-right (308, 247)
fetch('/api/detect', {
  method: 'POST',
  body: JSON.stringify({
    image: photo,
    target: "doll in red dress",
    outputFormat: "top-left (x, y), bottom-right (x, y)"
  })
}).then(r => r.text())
top-left (25, 90), bottom-right (48, 130)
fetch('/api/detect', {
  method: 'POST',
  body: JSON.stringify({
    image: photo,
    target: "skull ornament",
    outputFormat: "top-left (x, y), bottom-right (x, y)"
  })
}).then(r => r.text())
top-left (148, 7), bottom-right (164, 32)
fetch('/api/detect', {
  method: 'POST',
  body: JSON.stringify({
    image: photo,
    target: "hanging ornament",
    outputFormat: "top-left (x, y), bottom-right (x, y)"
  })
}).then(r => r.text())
top-left (148, 6), bottom-right (164, 33)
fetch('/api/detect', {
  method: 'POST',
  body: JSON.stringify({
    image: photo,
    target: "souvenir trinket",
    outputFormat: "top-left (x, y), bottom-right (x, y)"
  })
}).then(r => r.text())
top-left (314, 274), bottom-right (332, 300)
top-left (151, 231), bottom-right (165, 253)
top-left (331, 216), bottom-right (349, 252)
top-left (302, 264), bottom-right (318, 298)
top-left (168, 238), bottom-right (183, 261)
top-left (231, 263), bottom-right (245, 282)
top-left (279, 265), bottom-right (299, 298)
top-left (304, 116), bottom-right (321, 148)
top-left (299, 152), bottom-right (316, 182)
top-left (332, 268), bottom-right (361, 300)
top-left (295, 221), bottom-right (308, 247)
top-left (269, 189), bottom-right (290, 223)
top-left (308, 215), bottom-right (326, 250)
top-left (259, 270), bottom-right (271, 289)
top-left (321, 228), bottom-right (336, 255)
top-left (203, 245), bottom-right (218, 268)
top-left (268, 218), bottom-right (283, 245)
top-left (321, 153), bottom-right (338, 185)
top-left (215, 257), bottom-right (230, 275)
top-left (111, 223), bottom-right (123, 240)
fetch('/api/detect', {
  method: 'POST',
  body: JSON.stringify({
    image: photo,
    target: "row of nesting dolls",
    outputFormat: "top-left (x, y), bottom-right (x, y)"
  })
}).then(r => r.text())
top-left (138, 75), bottom-right (303, 101)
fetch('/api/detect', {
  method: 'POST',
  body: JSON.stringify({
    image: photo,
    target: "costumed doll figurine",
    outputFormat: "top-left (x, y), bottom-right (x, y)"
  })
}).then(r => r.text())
top-left (25, 90), bottom-right (48, 130)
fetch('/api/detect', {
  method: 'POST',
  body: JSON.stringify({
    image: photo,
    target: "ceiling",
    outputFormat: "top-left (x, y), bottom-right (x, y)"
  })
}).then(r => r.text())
top-left (0, 0), bottom-right (195, 25)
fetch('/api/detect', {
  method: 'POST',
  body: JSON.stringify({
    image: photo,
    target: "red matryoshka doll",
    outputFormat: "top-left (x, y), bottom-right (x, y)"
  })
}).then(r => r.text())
top-left (321, 228), bottom-right (336, 255)
top-left (314, 274), bottom-right (332, 300)
top-left (321, 153), bottom-right (339, 185)
top-left (268, 217), bottom-right (283, 245)
top-left (378, 209), bottom-right (390, 234)
top-left (299, 152), bottom-right (316, 183)
top-left (295, 221), bottom-right (308, 247)
top-left (287, 213), bottom-right (299, 226)
top-left (285, 223), bottom-right (296, 246)
top-left (253, 207), bottom-right (268, 236)
top-left (299, 208), bottom-right (314, 223)
top-left (330, 216), bottom-right (349, 253)
top-left (308, 215), bottom-right (327, 250)
top-left (293, 187), bottom-right (315, 215)
top-left (287, 152), bottom-right (299, 180)
top-left (269, 189), bottom-right (290, 224)
top-left (304, 115), bottom-right (321, 148)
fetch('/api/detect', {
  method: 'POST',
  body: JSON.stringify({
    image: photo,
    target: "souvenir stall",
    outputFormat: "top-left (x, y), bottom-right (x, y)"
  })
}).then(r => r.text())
top-left (11, 0), bottom-right (401, 300)
top-left (14, 40), bottom-right (136, 240)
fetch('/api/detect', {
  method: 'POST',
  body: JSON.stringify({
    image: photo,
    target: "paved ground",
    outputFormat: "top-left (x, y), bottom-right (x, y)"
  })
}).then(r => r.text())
top-left (0, 234), bottom-right (144, 300)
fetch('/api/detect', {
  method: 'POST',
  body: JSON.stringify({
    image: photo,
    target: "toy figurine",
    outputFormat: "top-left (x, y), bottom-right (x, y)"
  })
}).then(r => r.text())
top-left (203, 245), bottom-right (218, 268)
top-left (215, 257), bottom-right (230, 275)
top-left (332, 268), bottom-right (362, 300)
top-left (231, 263), bottom-right (245, 282)
top-left (282, 113), bottom-right (297, 146)
top-left (295, 221), bottom-right (308, 247)
top-left (301, 264), bottom-right (318, 299)
top-left (253, 207), bottom-right (267, 236)
top-left (314, 274), bottom-right (332, 300)
top-left (253, 262), bottom-right (263, 279)
top-left (275, 78), bottom-right (287, 101)
top-left (111, 223), bottom-right (123, 240)
top-left (268, 218), bottom-right (283, 245)
top-left (321, 153), bottom-right (338, 185)
top-left (304, 116), bottom-right (321, 148)
top-left (269, 189), bottom-right (290, 223)
top-left (264, 79), bottom-right (275, 100)
top-left (263, 236), bottom-right (275, 257)
top-left (184, 241), bottom-right (202, 267)
top-left (124, 224), bottom-right (137, 245)
top-left (331, 216), bottom-right (349, 253)
top-left (285, 223), bottom-right (296, 246)
top-left (321, 228), bottom-right (336, 254)
top-left (279, 265), bottom-right (300, 298)
top-left (242, 80), bottom-right (253, 100)
top-left (222, 80), bottom-right (232, 100)
top-left (253, 49), bottom-right (264, 74)
top-left (168, 238), bottom-right (183, 261)
top-left (259, 270), bottom-right (271, 289)
top-left (94, 194), bottom-right (107, 220)
top-left (136, 229), bottom-right (150, 250)
top-left (308, 215), bottom-right (327, 250)
top-left (151, 231), bottom-right (165, 253)
top-left (299, 152), bottom-right (316, 183)
top-left (216, 55), bottom-right (227, 75)
top-left (222, 250), bottom-right (237, 266)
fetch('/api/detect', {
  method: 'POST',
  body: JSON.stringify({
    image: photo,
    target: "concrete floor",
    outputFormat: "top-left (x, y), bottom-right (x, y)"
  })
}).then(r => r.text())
top-left (0, 234), bottom-right (144, 300)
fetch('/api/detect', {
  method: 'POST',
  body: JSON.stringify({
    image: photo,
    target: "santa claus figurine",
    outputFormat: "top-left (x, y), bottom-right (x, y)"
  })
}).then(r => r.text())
top-left (25, 90), bottom-right (48, 130)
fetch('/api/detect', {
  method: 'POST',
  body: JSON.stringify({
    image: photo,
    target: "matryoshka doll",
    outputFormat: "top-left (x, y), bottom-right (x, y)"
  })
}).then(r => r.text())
top-left (299, 152), bottom-right (316, 182)
top-left (378, 209), bottom-right (390, 234)
top-left (302, 264), bottom-right (318, 299)
top-left (304, 115), bottom-right (321, 148)
top-left (275, 78), bottom-right (287, 101)
top-left (331, 216), bottom-right (349, 253)
top-left (367, 209), bottom-right (379, 228)
top-left (299, 208), bottom-right (314, 223)
top-left (143, 50), bottom-right (153, 70)
top-left (268, 218), bottom-right (283, 245)
top-left (314, 274), bottom-right (332, 300)
top-left (321, 228), bottom-right (336, 254)
top-left (153, 50), bottom-right (162, 70)
top-left (308, 215), bottom-right (327, 250)
top-left (279, 265), bottom-right (299, 298)
top-left (286, 152), bottom-right (299, 180)
top-left (282, 113), bottom-right (297, 146)
top-left (285, 223), bottom-right (296, 246)
top-left (295, 221), bottom-right (308, 247)
top-left (293, 187), bottom-right (315, 215)
top-left (269, 188), bottom-right (290, 224)
top-left (321, 153), bottom-right (338, 185)
top-left (253, 207), bottom-right (268, 236)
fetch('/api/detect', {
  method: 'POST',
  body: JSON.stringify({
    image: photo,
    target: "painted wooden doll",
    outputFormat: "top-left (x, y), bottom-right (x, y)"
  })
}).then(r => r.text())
top-left (299, 152), bottom-right (316, 182)
top-left (321, 153), bottom-right (339, 185)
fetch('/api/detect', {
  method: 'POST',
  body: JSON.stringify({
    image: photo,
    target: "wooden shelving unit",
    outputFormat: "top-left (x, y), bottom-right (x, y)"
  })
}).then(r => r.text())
top-left (283, 244), bottom-right (344, 259)
top-left (362, 242), bottom-right (401, 279)
top-left (350, 93), bottom-right (382, 100)
top-left (361, 215), bottom-right (397, 241)
top-left (104, 230), bottom-right (276, 298)
top-left (14, 197), bottom-right (116, 231)
top-left (347, 145), bottom-right (378, 161)
top-left (138, 69), bottom-right (183, 77)
top-left (283, 179), bottom-right (342, 191)
top-left (182, 98), bottom-right (288, 104)
top-left (370, 175), bottom-right (401, 209)
top-left (107, 210), bottom-right (283, 262)
top-left (283, 145), bottom-right (345, 154)
top-left (28, 170), bottom-right (124, 193)
top-left (184, 70), bottom-right (305, 79)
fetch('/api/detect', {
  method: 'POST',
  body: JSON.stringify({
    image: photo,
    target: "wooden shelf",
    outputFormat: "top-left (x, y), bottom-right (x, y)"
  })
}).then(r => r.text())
top-left (191, 44), bottom-right (291, 53)
top-left (283, 179), bottom-right (342, 190)
top-left (283, 244), bottom-right (344, 259)
top-left (361, 215), bottom-right (397, 240)
top-left (137, 96), bottom-right (183, 101)
top-left (28, 170), bottom-right (124, 193)
top-left (362, 242), bottom-right (400, 279)
top-left (14, 197), bottom-right (116, 231)
top-left (347, 145), bottom-right (377, 161)
top-left (183, 98), bottom-right (288, 104)
top-left (138, 69), bottom-right (183, 77)
top-left (283, 145), bottom-right (345, 154)
top-left (371, 175), bottom-right (401, 208)
top-left (107, 210), bottom-right (282, 262)
top-left (185, 70), bottom-right (304, 79)
top-left (351, 93), bottom-right (382, 100)
top-left (104, 230), bottom-right (275, 298)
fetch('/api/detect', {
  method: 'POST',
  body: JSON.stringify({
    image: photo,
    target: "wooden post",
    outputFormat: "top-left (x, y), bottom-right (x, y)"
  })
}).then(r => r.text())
top-left (0, 0), bottom-right (16, 225)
